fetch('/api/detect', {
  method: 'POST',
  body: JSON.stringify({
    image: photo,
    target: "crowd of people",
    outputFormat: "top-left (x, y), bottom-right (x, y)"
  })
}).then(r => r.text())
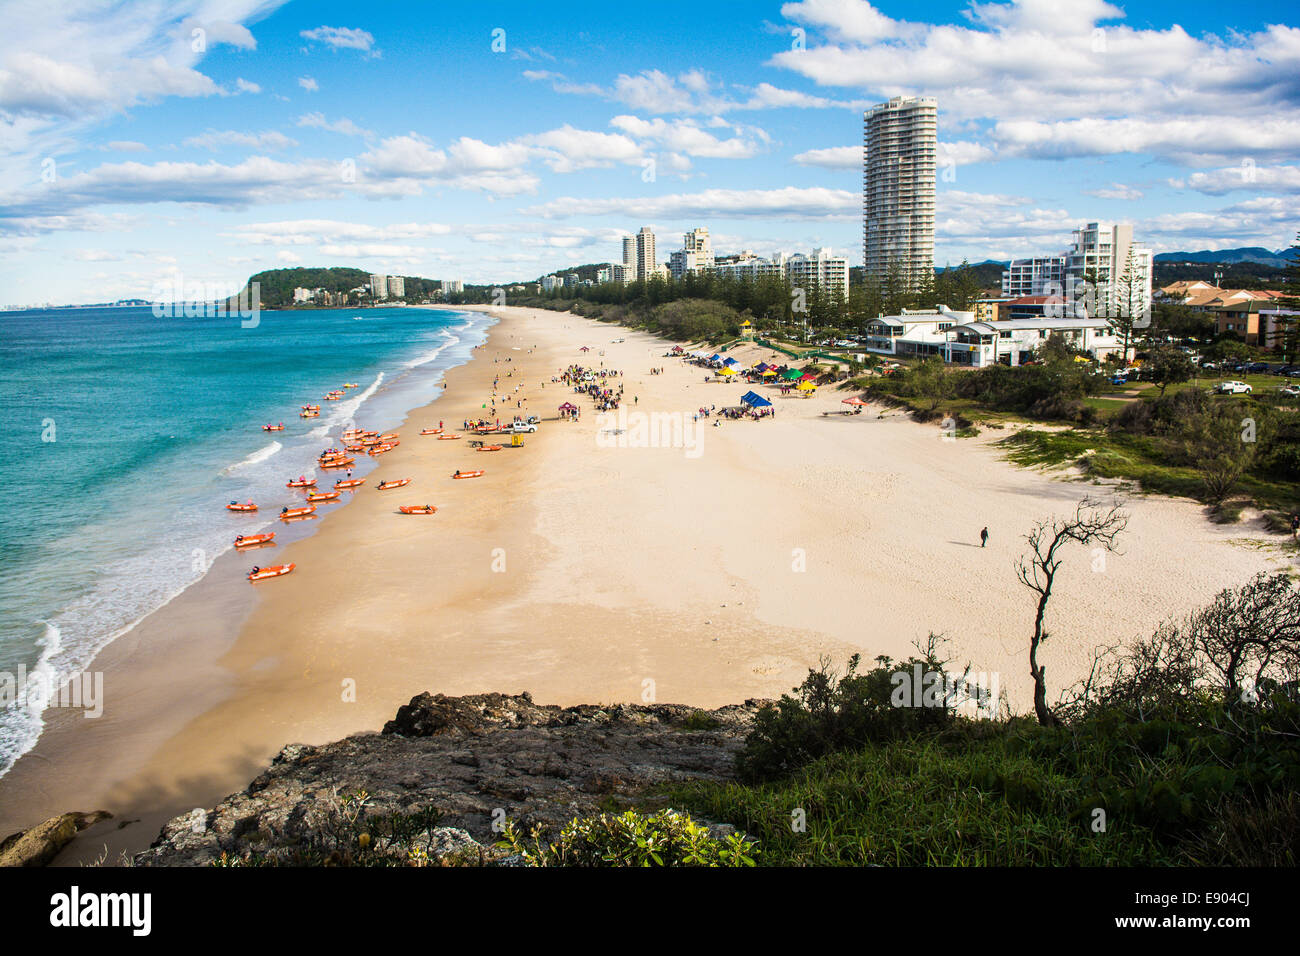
top-left (556, 364), bottom-right (624, 412)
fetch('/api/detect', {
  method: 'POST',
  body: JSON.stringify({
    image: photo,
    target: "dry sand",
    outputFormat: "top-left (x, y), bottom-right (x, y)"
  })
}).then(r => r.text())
top-left (0, 304), bottom-right (1290, 863)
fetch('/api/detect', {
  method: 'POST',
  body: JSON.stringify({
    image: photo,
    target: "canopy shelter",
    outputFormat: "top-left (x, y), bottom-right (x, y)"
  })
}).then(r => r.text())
top-left (753, 362), bottom-right (769, 372)
top-left (717, 366), bottom-right (739, 376)
top-left (723, 357), bottom-right (740, 367)
top-left (708, 354), bottom-right (722, 363)
top-left (761, 369), bottom-right (779, 377)
top-left (799, 371), bottom-right (818, 381)
top-left (781, 368), bottom-right (804, 381)
top-left (558, 402), bottom-right (578, 410)
top-left (579, 346), bottom-right (590, 352)
top-left (796, 380), bottom-right (817, 392)
top-left (842, 397), bottom-right (869, 406)
top-left (740, 390), bottom-right (773, 408)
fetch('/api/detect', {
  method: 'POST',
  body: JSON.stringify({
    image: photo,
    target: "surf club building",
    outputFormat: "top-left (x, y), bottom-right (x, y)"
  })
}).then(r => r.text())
top-left (862, 305), bottom-right (1123, 367)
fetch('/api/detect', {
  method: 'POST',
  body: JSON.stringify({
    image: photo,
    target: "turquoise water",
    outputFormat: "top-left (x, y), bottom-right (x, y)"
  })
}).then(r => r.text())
top-left (0, 305), bottom-right (488, 774)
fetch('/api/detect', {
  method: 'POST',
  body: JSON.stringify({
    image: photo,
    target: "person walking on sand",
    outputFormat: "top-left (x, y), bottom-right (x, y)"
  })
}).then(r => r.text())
top-left (980, 527), bottom-right (989, 548)
top-left (1291, 513), bottom-right (1299, 540)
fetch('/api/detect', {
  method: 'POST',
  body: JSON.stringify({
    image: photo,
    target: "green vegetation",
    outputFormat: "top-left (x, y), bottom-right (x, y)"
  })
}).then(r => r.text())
top-left (230, 267), bottom-right (444, 309)
top-left (497, 809), bottom-right (757, 867)
top-left (668, 573), bottom-right (1300, 865)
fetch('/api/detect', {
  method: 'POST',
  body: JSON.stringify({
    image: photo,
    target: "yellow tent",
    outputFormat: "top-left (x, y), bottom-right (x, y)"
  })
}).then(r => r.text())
top-left (796, 380), bottom-right (817, 392)
top-left (761, 368), bottom-right (778, 377)
top-left (718, 366), bottom-right (738, 376)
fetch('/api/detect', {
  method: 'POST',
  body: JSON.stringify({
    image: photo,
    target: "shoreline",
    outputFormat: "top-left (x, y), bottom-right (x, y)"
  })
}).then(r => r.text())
top-left (1, 305), bottom-right (1289, 865)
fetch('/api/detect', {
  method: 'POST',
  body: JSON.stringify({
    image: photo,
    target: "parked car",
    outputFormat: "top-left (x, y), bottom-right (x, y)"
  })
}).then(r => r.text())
top-left (1110, 374), bottom-right (1129, 386)
top-left (510, 422), bottom-right (538, 433)
top-left (1200, 361), bottom-right (1219, 370)
top-left (1215, 381), bottom-right (1253, 394)
top-left (1246, 362), bottom-right (1270, 373)
top-left (1279, 385), bottom-right (1300, 398)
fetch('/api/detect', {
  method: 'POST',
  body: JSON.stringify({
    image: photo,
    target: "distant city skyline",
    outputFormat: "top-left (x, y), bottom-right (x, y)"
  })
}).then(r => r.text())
top-left (1, 0), bottom-right (1296, 304)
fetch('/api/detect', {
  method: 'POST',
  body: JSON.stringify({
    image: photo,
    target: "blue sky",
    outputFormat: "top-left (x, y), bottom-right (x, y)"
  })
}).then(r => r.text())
top-left (1, 0), bottom-right (1297, 304)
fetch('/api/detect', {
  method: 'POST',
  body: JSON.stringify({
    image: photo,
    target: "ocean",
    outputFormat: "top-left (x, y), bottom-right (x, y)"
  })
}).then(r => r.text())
top-left (0, 304), bottom-right (489, 776)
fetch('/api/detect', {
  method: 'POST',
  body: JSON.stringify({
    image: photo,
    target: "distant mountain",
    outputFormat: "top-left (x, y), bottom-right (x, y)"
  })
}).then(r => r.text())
top-left (1154, 247), bottom-right (1291, 267)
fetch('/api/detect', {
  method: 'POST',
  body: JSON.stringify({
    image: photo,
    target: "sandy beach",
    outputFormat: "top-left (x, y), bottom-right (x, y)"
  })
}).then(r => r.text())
top-left (0, 304), bottom-right (1290, 864)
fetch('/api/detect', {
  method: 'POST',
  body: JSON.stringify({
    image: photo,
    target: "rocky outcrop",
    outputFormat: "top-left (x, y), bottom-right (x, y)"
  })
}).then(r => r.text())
top-left (0, 811), bottom-right (112, 867)
top-left (135, 692), bottom-right (762, 866)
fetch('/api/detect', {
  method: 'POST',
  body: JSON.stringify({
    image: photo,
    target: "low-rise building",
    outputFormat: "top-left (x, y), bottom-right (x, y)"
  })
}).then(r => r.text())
top-left (862, 304), bottom-right (1122, 366)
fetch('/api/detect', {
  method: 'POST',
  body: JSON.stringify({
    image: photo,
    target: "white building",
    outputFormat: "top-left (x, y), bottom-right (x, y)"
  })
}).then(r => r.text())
top-left (369, 274), bottom-right (388, 299)
top-left (1003, 222), bottom-right (1153, 322)
top-left (1001, 256), bottom-right (1066, 297)
top-left (634, 226), bottom-right (657, 282)
top-left (863, 305), bottom-right (1122, 366)
top-left (863, 96), bottom-right (937, 288)
top-left (292, 287), bottom-right (314, 303)
top-left (709, 247), bottom-right (849, 301)
top-left (386, 275), bottom-right (405, 298)
top-left (712, 251), bottom-right (783, 282)
top-left (443, 278), bottom-right (464, 294)
top-left (784, 247), bottom-right (849, 303)
top-left (670, 227), bottom-right (714, 279)
top-left (541, 274), bottom-right (561, 292)
top-left (621, 236), bottom-right (635, 280)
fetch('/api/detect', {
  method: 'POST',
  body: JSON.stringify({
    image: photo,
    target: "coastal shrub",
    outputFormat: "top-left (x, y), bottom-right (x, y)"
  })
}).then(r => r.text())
top-left (497, 809), bottom-right (757, 867)
top-left (735, 639), bottom-right (979, 783)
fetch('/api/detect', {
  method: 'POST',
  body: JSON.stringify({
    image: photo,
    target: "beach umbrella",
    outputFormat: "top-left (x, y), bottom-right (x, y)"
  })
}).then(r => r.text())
top-left (842, 397), bottom-right (869, 406)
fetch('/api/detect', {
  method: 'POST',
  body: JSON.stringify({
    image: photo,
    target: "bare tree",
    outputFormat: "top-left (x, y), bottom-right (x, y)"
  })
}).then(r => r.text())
top-left (1016, 496), bottom-right (1129, 726)
top-left (1185, 573), bottom-right (1300, 697)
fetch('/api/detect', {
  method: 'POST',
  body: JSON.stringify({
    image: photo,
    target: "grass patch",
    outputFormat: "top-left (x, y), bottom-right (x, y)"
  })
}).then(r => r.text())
top-left (667, 729), bottom-right (1180, 866)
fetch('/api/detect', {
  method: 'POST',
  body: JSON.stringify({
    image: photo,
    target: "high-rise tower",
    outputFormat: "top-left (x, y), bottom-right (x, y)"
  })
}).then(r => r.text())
top-left (863, 96), bottom-right (937, 288)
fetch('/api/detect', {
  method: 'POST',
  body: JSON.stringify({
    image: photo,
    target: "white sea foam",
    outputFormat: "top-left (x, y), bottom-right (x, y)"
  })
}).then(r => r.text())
top-left (222, 440), bottom-right (281, 475)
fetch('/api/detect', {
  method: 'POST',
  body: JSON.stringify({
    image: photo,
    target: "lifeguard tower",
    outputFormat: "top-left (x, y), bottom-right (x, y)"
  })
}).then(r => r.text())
top-left (739, 319), bottom-right (755, 340)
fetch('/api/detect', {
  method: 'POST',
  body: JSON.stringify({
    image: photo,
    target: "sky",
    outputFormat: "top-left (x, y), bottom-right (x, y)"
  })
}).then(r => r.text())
top-left (0, 0), bottom-right (1297, 305)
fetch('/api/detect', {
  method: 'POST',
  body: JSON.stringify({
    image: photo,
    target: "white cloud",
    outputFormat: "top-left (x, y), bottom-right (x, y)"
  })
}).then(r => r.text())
top-left (1176, 164), bottom-right (1300, 196)
top-left (610, 115), bottom-right (767, 159)
top-left (771, 1), bottom-right (1300, 164)
top-left (183, 129), bottom-right (297, 151)
top-left (104, 140), bottom-right (149, 153)
top-left (298, 76), bottom-right (319, 92)
top-left (793, 140), bottom-right (992, 169)
top-left (231, 220), bottom-right (453, 246)
top-left (523, 186), bottom-right (861, 221)
top-left (234, 78), bottom-right (260, 94)
top-left (524, 68), bottom-right (862, 114)
top-left (1084, 183), bottom-right (1144, 201)
top-left (300, 26), bottom-right (376, 52)
top-left (296, 112), bottom-right (371, 137)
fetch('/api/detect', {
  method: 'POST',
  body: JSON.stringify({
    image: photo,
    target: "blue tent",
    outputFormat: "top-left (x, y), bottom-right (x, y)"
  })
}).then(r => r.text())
top-left (740, 391), bottom-right (772, 407)
top-left (723, 357), bottom-right (740, 367)
top-left (708, 354), bottom-right (722, 363)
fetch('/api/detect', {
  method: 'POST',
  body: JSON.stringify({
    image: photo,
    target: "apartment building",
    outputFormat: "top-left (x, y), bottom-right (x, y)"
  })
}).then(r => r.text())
top-left (863, 96), bottom-right (937, 287)
top-left (1002, 222), bottom-right (1153, 320)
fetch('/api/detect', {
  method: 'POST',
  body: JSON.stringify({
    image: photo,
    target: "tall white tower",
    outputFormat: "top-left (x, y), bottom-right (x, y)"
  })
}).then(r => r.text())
top-left (863, 96), bottom-right (937, 288)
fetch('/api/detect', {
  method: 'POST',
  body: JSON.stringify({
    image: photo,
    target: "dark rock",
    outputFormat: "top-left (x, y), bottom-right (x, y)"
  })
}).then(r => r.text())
top-left (135, 693), bottom-right (763, 866)
top-left (0, 810), bottom-right (113, 867)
